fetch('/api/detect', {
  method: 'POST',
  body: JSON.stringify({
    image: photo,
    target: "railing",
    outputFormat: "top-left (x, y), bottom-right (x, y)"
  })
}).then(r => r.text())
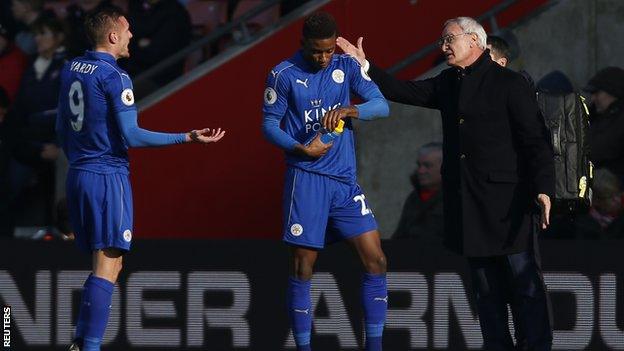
top-left (387, 0), bottom-right (557, 75)
top-left (133, 0), bottom-right (285, 93)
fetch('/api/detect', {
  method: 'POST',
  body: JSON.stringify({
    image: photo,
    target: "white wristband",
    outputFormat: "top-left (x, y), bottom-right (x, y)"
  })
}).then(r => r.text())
top-left (362, 59), bottom-right (370, 73)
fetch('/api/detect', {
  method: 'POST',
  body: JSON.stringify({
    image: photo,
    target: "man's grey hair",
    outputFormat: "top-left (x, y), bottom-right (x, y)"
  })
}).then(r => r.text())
top-left (444, 17), bottom-right (487, 50)
top-left (418, 142), bottom-right (443, 158)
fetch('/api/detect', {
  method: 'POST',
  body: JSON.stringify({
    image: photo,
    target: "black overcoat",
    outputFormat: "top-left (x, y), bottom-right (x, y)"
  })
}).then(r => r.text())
top-left (370, 52), bottom-right (555, 256)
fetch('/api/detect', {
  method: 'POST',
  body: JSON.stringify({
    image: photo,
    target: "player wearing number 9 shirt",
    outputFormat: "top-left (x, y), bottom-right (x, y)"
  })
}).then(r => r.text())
top-left (56, 7), bottom-right (225, 351)
top-left (261, 12), bottom-right (390, 351)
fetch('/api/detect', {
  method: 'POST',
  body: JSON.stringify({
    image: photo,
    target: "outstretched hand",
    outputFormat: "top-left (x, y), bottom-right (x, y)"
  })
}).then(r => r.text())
top-left (336, 36), bottom-right (366, 65)
top-left (187, 128), bottom-right (226, 144)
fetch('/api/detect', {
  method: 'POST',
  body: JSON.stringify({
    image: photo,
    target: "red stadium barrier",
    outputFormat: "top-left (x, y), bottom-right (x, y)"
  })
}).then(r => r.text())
top-left (131, 0), bottom-right (549, 239)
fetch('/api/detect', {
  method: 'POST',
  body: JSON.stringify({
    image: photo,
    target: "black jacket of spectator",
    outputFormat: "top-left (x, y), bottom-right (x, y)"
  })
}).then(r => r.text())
top-left (369, 51), bottom-right (555, 257)
top-left (65, 0), bottom-right (113, 58)
top-left (393, 187), bottom-right (444, 244)
top-left (7, 48), bottom-right (66, 164)
top-left (588, 100), bottom-right (624, 181)
top-left (124, 0), bottom-right (191, 85)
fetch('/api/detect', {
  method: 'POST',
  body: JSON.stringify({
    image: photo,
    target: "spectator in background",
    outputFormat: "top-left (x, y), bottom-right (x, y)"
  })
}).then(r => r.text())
top-left (486, 35), bottom-right (510, 67)
top-left (584, 67), bottom-right (624, 182)
top-left (0, 21), bottom-right (28, 102)
top-left (536, 70), bottom-right (575, 94)
top-left (6, 16), bottom-right (66, 227)
top-left (11, 0), bottom-right (49, 56)
top-left (123, 0), bottom-right (191, 87)
top-left (393, 142), bottom-right (444, 245)
top-left (0, 87), bottom-right (12, 237)
top-left (574, 168), bottom-right (624, 239)
top-left (487, 34), bottom-right (535, 89)
top-left (65, 0), bottom-right (113, 58)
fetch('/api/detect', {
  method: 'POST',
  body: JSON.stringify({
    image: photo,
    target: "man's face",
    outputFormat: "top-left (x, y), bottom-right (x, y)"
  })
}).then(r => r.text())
top-left (590, 90), bottom-right (617, 114)
top-left (440, 23), bottom-right (475, 68)
top-left (11, 0), bottom-right (28, 22)
top-left (415, 150), bottom-right (442, 189)
top-left (113, 16), bottom-right (132, 58)
top-left (35, 26), bottom-right (63, 58)
top-left (302, 36), bottom-right (336, 70)
top-left (594, 192), bottom-right (622, 217)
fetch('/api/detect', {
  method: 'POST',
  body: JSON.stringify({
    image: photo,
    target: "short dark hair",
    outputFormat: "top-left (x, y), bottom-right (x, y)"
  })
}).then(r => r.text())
top-left (487, 35), bottom-right (510, 60)
top-left (302, 12), bottom-right (337, 40)
top-left (32, 17), bottom-right (67, 41)
top-left (84, 6), bottom-right (124, 48)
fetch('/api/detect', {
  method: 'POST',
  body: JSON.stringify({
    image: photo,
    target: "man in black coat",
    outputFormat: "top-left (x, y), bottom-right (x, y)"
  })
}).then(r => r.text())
top-left (338, 17), bottom-right (555, 350)
top-left (584, 66), bottom-right (624, 183)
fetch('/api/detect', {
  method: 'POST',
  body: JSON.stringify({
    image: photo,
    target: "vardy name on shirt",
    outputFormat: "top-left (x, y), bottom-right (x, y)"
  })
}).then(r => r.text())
top-left (70, 61), bottom-right (99, 75)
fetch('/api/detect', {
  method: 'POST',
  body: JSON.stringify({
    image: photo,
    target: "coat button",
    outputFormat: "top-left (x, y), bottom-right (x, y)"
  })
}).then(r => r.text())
top-left (460, 154), bottom-right (466, 159)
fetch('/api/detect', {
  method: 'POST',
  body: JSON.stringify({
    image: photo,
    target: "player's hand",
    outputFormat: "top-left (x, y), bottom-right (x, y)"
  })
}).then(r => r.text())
top-left (322, 107), bottom-right (354, 132)
top-left (336, 36), bottom-right (366, 66)
top-left (296, 134), bottom-right (332, 159)
top-left (187, 128), bottom-right (226, 144)
top-left (537, 194), bottom-right (551, 230)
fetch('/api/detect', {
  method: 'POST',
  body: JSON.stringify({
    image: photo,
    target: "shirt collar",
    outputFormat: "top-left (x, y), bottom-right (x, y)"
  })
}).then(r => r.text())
top-left (85, 50), bottom-right (117, 65)
top-left (456, 49), bottom-right (491, 76)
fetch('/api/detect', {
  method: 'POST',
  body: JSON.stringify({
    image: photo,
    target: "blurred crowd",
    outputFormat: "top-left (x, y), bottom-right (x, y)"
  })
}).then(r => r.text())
top-left (0, 0), bottom-right (306, 239)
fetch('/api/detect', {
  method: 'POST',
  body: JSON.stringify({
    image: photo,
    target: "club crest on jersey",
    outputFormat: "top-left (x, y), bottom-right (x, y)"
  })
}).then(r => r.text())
top-left (361, 66), bottom-right (371, 81)
top-left (123, 229), bottom-right (132, 242)
top-left (264, 87), bottom-right (277, 105)
top-left (121, 89), bottom-right (134, 106)
top-left (332, 69), bottom-right (345, 84)
top-left (290, 223), bottom-right (303, 236)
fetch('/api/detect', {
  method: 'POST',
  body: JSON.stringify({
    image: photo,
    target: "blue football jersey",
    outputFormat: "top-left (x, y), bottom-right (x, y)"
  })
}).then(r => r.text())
top-left (56, 51), bottom-right (136, 174)
top-left (263, 51), bottom-right (384, 184)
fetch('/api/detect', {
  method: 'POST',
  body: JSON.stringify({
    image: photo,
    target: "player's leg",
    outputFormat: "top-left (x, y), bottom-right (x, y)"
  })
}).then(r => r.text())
top-left (74, 249), bottom-right (123, 351)
top-left (288, 246), bottom-right (319, 351)
top-left (329, 181), bottom-right (387, 351)
top-left (348, 231), bottom-right (387, 351)
top-left (282, 169), bottom-right (330, 351)
top-left (69, 171), bottom-right (132, 351)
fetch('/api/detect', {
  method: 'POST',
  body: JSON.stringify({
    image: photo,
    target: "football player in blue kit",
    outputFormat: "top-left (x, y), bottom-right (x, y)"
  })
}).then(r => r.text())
top-left (56, 7), bottom-right (225, 351)
top-left (262, 12), bottom-right (390, 351)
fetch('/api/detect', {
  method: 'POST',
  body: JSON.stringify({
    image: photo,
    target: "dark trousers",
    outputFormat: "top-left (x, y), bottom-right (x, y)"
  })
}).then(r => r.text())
top-left (467, 250), bottom-right (553, 351)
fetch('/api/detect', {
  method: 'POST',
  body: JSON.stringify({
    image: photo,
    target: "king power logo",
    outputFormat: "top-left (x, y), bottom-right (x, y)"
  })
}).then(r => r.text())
top-left (304, 102), bottom-right (341, 133)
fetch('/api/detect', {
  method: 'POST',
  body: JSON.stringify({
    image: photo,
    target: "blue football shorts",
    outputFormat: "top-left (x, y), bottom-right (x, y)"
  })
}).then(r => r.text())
top-left (66, 169), bottom-right (133, 253)
top-left (282, 167), bottom-right (377, 249)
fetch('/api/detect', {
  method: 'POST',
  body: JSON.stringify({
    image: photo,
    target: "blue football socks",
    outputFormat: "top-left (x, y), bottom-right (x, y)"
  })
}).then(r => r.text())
top-left (362, 273), bottom-right (387, 351)
top-left (287, 277), bottom-right (312, 351)
top-left (75, 274), bottom-right (115, 351)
